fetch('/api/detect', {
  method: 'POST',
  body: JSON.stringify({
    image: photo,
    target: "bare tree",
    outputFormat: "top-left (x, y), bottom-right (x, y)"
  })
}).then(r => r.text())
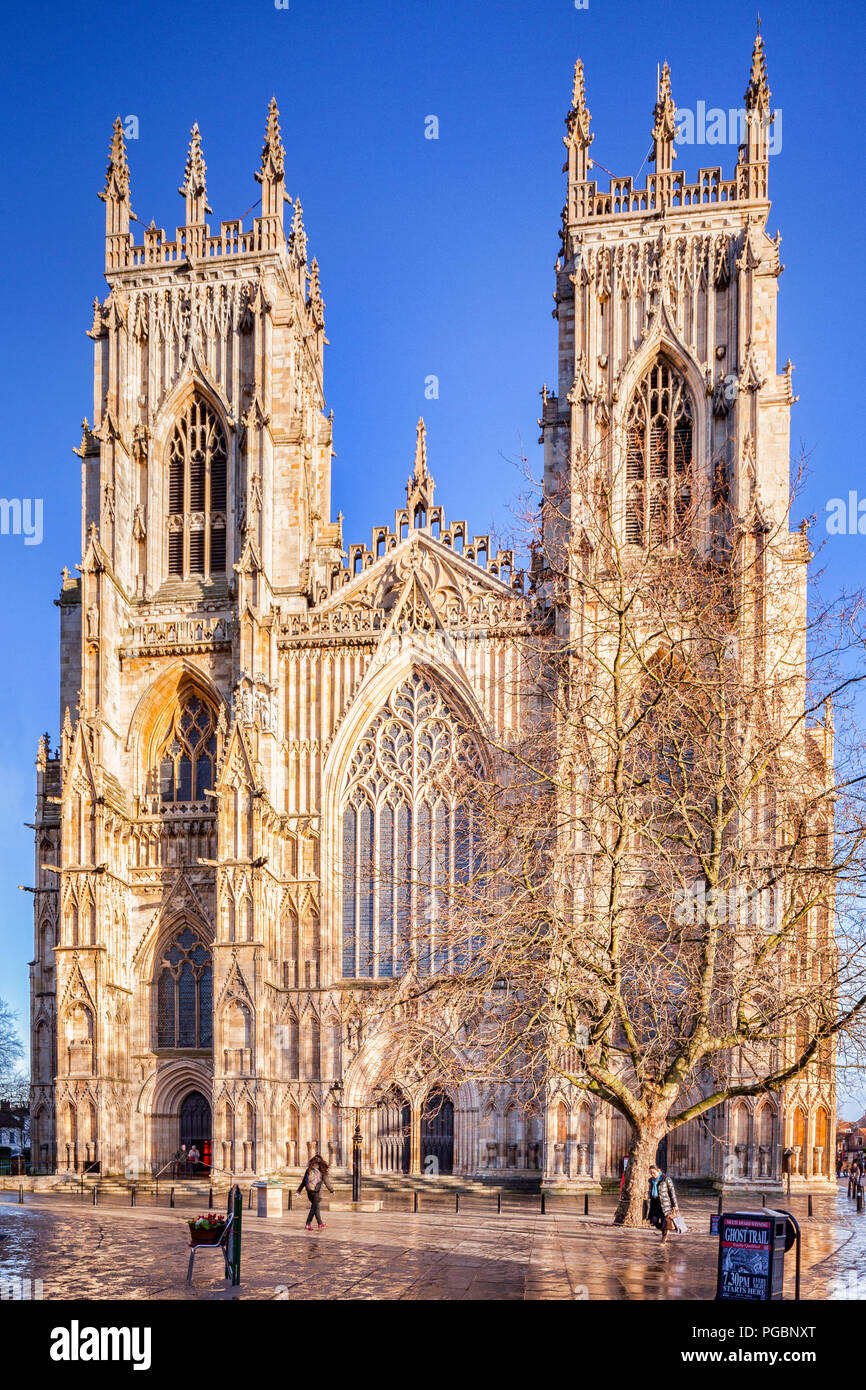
top-left (370, 438), bottom-right (866, 1226)
top-left (0, 1072), bottom-right (30, 1107)
top-left (0, 1000), bottom-right (24, 1089)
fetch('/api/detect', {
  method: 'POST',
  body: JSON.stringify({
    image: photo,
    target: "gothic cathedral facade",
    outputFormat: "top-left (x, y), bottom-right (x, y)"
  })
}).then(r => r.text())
top-left (29, 36), bottom-right (834, 1188)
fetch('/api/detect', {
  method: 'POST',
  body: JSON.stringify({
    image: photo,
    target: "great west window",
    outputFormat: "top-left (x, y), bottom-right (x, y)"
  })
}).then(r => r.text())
top-left (341, 673), bottom-right (483, 979)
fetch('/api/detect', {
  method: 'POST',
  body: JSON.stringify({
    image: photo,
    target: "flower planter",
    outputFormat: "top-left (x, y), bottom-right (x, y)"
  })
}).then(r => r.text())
top-left (187, 1222), bottom-right (226, 1246)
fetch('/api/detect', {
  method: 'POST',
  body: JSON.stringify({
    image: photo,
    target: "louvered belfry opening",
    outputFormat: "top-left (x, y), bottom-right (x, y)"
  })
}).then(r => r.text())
top-left (167, 396), bottom-right (228, 579)
top-left (625, 359), bottom-right (693, 548)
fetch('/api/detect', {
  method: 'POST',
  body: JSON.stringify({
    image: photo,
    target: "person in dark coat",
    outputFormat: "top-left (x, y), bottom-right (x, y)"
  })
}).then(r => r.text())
top-left (297, 1154), bottom-right (334, 1231)
top-left (850, 1158), bottom-right (862, 1198)
top-left (648, 1164), bottom-right (679, 1243)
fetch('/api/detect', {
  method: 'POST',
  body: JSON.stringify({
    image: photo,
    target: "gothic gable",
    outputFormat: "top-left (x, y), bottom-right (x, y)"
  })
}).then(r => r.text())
top-left (317, 531), bottom-right (517, 632)
top-left (58, 955), bottom-right (97, 1016)
top-left (131, 872), bottom-right (214, 974)
top-left (216, 955), bottom-right (254, 1011)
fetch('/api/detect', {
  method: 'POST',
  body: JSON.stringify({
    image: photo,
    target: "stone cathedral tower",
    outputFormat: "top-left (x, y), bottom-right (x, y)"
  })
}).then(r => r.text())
top-left (30, 39), bottom-right (833, 1189)
top-left (541, 32), bottom-right (834, 1188)
top-left (30, 102), bottom-right (344, 1176)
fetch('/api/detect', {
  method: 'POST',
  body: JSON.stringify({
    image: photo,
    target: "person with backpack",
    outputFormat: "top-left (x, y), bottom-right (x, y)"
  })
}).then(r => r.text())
top-left (648, 1163), bottom-right (680, 1244)
top-left (298, 1154), bottom-right (334, 1231)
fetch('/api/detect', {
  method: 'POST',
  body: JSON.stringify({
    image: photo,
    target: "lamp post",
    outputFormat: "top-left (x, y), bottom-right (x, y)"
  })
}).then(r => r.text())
top-left (352, 1111), bottom-right (362, 1203)
top-left (330, 1080), bottom-right (379, 1206)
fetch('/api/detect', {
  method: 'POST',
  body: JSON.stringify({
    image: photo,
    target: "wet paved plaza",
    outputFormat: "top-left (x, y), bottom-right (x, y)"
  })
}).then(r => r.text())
top-left (2, 1184), bottom-right (866, 1300)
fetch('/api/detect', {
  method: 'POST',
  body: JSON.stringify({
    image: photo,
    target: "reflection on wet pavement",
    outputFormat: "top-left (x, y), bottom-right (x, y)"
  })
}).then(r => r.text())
top-left (0, 1182), bottom-right (863, 1300)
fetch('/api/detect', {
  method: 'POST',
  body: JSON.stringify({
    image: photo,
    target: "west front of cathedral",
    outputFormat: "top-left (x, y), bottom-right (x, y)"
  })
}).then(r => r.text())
top-left (28, 36), bottom-right (835, 1190)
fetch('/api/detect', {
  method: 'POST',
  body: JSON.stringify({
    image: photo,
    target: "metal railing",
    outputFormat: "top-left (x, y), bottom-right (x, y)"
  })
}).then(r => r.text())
top-left (0, 1179), bottom-right (845, 1224)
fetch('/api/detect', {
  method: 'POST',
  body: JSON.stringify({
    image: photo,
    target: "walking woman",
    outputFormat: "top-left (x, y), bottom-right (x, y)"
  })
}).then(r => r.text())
top-left (298, 1154), bottom-right (334, 1231)
top-left (648, 1163), bottom-right (680, 1244)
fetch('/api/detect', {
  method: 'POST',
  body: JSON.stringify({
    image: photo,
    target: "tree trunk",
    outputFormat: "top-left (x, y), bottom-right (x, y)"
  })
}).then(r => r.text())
top-left (613, 1125), bottom-right (666, 1227)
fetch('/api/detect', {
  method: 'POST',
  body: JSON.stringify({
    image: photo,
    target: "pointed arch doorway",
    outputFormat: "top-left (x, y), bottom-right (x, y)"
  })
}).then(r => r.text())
top-left (421, 1090), bottom-right (454, 1175)
top-left (377, 1087), bottom-right (410, 1173)
top-left (180, 1090), bottom-right (212, 1175)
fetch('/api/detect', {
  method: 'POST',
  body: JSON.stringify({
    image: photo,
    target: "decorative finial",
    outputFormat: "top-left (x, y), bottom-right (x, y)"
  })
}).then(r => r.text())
top-left (73, 419), bottom-right (93, 459)
top-left (306, 258), bottom-right (325, 329)
top-left (650, 61), bottom-right (677, 173)
top-left (745, 27), bottom-right (771, 114)
top-left (255, 99), bottom-right (288, 248)
top-left (572, 59), bottom-right (586, 112)
top-left (179, 123), bottom-right (212, 218)
top-left (738, 26), bottom-right (773, 199)
top-left (566, 59), bottom-right (593, 153)
top-left (257, 97), bottom-right (286, 186)
top-left (289, 197), bottom-right (307, 264)
top-left (99, 116), bottom-right (129, 203)
top-left (656, 60), bottom-right (673, 110)
top-left (414, 417), bottom-right (427, 481)
top-left (406, 418), bottom-right (435, 516)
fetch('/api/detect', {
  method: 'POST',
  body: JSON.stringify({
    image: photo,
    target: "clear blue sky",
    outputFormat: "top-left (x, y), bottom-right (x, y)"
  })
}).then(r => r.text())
top-left (1, 0), bottom-right (863, 1110)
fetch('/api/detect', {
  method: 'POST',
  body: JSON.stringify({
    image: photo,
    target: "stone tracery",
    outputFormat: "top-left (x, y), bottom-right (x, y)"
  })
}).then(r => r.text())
top-left (341, 673), bottom-right (483, 980)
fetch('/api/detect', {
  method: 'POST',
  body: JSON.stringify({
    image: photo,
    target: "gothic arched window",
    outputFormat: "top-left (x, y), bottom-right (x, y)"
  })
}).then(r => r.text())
top-left (167, 397), bottom-right (227, 580)
top-left (158, 694), bottom-right (217, 804)
top-left (156, 925), bottom-right (213, 1049)
top-left (341, 672), bottom-right (483, 980)
top-left (625, 359), bottom-right (693, 547)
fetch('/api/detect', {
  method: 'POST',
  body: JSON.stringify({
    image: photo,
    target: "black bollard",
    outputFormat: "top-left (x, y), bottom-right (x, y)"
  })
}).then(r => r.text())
top-left (230, 1184), bottom-right (243, 1287)
top-left (717, 1195), bottom-right (723, 1215)
top-left (455, 1191), bottom-right (460, 1214)
top-left (761, 1193), bottom-right (767, 1207)
top-left (130, 1186), bottom-right (136, 1207)
top-left (858, 1188), bottom-right (863, 1214)
top-left (17, 1185), bottom-right (23, 1205)
top-left (497, 1192), bottom-right (502, 1215)
top-left (208, 1186), bottom-right (214, 1208)
top-left (808, 1193), bottom-right (814, 1218)
top-left (414, 1191), bottom-right (419, 1214)
top-left (170, 1187), bottom-right (175, 1208)
top-left (541, 1192), bottom-right (547, 1215)
top-left (92, 1187), bottom-right (98, 1206)
top-left (287, 1190), bottom-right (292, 1211)
top-left (584, 1192), bottom-right (589, 1216)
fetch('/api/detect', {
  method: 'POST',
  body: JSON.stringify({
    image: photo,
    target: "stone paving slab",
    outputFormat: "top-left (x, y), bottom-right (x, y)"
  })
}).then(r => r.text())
top-left (0, 1189), bottom-right (860, 1301)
